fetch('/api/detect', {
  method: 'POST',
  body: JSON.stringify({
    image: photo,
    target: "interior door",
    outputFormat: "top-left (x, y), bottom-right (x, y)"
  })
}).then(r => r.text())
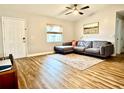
top-left (116, 17), bottom-right (122, 54)
top-left (2, 17), bottom-right (26, 59)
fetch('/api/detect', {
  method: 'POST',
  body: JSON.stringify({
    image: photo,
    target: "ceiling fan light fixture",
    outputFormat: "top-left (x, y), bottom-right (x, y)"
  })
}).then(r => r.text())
top-left (64, 4), bottom-right (89, 15)
top-left (73, 10), bottom-right (78, 15)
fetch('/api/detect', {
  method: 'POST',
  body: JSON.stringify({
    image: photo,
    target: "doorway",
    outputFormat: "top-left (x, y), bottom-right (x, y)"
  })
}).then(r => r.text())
top-left (2, 17), bottom-right (27, 58)
top-left (115, 13), bottom-right (124, 55)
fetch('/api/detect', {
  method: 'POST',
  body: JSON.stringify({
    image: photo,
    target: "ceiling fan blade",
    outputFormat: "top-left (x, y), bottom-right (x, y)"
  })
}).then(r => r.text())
top-left (79, 12), bottom-right (84, 15)
top-left (66, 7), bottom-right (72, 9)
top-left (80, 6), bottom-right (89, 10)
top-left (65, 12), bottom-right (72, 15)
top-left (58, 9), bottom-right (69, 15)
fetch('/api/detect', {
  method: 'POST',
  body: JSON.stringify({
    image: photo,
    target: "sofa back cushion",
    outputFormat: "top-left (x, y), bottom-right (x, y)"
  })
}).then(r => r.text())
top-left (77, 40), bottom-right (92, 48)
top-left (63, 42), bottom-right (72, 46)
top-left (93, 41), bottom-right (110, 48)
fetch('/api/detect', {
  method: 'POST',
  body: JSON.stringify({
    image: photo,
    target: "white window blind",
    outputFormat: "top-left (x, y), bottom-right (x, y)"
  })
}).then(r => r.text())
top-left (46, 24), bottom-right (63, 42)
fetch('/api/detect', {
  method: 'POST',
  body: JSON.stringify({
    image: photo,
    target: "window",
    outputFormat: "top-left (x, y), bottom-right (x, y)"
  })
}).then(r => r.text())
top-left (46, 24), bottom-right (63, 42)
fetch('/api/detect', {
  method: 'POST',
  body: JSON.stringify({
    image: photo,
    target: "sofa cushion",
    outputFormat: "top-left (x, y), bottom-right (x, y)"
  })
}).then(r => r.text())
top-left (55, 46), bottom-right (73, 51)
top-left (62, 42), bottom-right (72, 46)
top-left (85, 48), bottom-right (100, 54)
top-left (93, 41), bottom-right (109, 48)
top-left (77, 41), bottom-right (92, 48)
top-left (74, 46), bottom-right (85, 52)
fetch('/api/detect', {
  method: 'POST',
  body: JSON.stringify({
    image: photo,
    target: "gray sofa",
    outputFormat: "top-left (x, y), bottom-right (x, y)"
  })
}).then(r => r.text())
top-left (54, 40), bottom-right (114, 58)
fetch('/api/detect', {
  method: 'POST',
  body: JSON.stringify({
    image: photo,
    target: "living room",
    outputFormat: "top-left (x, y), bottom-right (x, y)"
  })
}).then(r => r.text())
top-left (0, 5), bottom-right (124, 57)
top-left (0, 2), bottom-right (124, 91)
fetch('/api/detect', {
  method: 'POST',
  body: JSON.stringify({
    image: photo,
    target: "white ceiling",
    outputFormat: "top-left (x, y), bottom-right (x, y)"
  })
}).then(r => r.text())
top-left (0, 4), bottom-right (113, 21)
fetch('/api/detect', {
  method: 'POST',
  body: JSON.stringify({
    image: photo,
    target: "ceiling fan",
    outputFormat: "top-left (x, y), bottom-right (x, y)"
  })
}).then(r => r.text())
top-left (65, 4), bottom-right (89, 15)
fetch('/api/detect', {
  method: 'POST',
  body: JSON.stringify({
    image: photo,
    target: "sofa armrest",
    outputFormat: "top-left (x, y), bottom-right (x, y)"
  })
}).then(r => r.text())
top-left (62, 42), bottom-right (72, 46)
top-left (100, 44), bottom-right (114, 56)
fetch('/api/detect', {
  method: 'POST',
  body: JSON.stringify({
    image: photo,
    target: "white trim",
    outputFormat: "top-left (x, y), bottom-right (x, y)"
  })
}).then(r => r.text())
top-left (2, 17), bottom-right (5, 57)
top-left (27, 51), bottom-right (54, 57)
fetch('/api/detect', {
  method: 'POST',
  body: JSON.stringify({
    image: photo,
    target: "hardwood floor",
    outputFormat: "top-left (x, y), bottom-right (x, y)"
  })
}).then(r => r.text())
top-left (15, 54), bottom-right (124, 89)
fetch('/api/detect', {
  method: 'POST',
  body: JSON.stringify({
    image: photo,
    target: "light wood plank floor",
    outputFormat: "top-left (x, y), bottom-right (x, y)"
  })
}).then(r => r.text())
top-left (15, 54), bottom-right (124, 89)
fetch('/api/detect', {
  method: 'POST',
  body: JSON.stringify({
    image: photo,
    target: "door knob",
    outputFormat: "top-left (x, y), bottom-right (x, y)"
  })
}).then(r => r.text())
top-left (22, 37), bottom-right (26, 43)
top-left (22, 37), bottom-right (26, 40)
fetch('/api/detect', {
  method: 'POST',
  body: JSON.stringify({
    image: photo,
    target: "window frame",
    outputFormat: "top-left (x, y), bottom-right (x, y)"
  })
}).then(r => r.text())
top-left (46, 24), bottom-right (63, 43)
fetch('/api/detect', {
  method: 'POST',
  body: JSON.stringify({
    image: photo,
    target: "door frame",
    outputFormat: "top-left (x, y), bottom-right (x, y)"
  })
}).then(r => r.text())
top-left (115, 17), bottom-right (121, 54)
top-left (115, 14), bottom-right (124, 55)
top-left (2, 16), bottom-right (28, 58)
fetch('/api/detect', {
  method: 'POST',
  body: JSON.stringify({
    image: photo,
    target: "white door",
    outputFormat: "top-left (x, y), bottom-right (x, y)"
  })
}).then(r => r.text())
top-left (2, 17), bottom-right (26, 58)
top-left (116, 17), bottom-right (122, 54)
top-left (120, 19), bottom-right (124, 53)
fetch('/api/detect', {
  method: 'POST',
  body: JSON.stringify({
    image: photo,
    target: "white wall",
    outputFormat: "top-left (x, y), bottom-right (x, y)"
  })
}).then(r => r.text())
top-left (74, 7), bottom-right (116, 42)
top-left (74, 5), bottom-right (124, 55)
top-left (27, 15), bottom-right (74, 55)
top-left (0, 10), bottom-right (74, 56)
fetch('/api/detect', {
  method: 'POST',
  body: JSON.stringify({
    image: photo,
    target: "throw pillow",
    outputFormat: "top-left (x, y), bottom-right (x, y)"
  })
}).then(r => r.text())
top-left (72, 40), bottom-right (77, 47)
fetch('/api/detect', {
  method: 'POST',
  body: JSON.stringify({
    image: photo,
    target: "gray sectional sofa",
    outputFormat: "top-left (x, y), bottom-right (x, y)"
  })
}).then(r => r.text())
top-left (54, 40), bottom-right (114, 58)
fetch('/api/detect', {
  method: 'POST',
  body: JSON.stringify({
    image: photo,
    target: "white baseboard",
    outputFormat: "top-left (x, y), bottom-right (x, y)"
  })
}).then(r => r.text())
top-left (27, 51), bottom-right (55, 57)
